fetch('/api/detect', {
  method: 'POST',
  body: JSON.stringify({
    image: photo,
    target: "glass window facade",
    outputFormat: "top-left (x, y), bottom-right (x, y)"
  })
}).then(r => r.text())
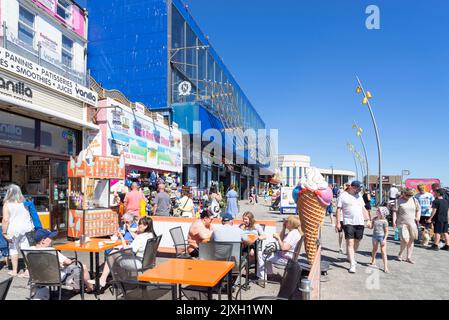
top-left (57, 0), bottom-right (72, 21)
top-left (18, 6), bottom-right (35, 49)
top-left (40, 122), bottom-right (77, 156)
top-left (62, 35), bottom-right (73, 68)
top-left (170, 3), bottom-right (265, 135)
top-left (0, 110), bottom-right (35, 149)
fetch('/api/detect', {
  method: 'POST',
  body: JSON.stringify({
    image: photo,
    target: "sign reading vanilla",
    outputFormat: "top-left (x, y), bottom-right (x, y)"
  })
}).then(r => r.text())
top-left (0, 48), bottom-right (97, 106)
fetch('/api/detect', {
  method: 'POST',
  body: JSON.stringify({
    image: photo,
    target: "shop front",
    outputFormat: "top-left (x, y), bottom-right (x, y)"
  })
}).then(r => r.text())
top-left (94, 98), bottom-right (183, 189)
top-left (0, 48), bottom-right (98, 234)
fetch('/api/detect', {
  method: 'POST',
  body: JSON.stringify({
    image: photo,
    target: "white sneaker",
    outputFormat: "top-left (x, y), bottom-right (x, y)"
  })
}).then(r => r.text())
top-left (349, 264), bottom-right (356, 273)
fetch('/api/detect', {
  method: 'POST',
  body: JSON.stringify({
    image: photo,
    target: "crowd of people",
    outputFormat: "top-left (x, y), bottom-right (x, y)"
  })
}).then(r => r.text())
top-left (331, 180), bottom-right (449, 274)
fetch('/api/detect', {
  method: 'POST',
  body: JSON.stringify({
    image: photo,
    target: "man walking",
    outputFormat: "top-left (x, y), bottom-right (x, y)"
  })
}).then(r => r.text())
top-left (152, 184), bottom-right (171, 216)
top-left (336, 181), bottom-right (371, 273)
top-left (124, 182), bottom-right (146, 217)
top-left (427, 189), bottom-right (449, 251)
top-left (415, 184), bottom-right (434, 228)
top-left (389, 184), bottom-right (399, 200)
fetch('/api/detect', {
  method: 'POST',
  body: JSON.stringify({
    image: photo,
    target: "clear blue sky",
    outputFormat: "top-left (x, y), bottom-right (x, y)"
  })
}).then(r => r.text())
top-left (79, 0), bottom-right (449, 185)
top-left (182, 0), bottom-right (449, 185)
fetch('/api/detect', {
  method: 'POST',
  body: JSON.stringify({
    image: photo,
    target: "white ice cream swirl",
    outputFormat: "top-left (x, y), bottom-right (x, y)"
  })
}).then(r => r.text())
top-left (301, 167), bottom-right (328, 191)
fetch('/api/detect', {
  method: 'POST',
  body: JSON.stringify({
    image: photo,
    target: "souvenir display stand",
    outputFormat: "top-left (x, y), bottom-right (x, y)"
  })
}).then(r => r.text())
top-left (67, 156), bottom-right (125, 239)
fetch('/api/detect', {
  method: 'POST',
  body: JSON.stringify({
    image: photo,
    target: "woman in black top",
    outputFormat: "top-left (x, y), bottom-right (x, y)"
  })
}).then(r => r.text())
top-left (363, 190), bottom-right (372, 211)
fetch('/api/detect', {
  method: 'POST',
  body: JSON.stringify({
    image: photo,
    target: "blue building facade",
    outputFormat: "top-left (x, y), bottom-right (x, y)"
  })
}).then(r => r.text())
top-left (86, 0), bottom-right (270, 196)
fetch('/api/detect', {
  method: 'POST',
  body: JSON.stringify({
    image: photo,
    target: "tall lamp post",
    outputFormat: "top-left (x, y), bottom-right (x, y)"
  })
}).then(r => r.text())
top-left (352, 122), bottom-right (369, 191)
top-left (347, 143), bottom-right (359, 181)
top-left (401, 170), bottom-right (410, 189)
top-left (356, 76), bottom-right (383, 205)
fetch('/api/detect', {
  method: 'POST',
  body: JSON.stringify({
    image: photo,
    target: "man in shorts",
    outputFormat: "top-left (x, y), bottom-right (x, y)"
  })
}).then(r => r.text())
top-left (427, 189), bottom-right (449, 251)
top-left (336, 181), bottom-right (371, 273)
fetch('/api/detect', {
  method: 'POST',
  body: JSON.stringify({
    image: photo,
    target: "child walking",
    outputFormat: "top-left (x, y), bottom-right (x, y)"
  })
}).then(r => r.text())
top-left (369, 206), bottom-right (390, 273)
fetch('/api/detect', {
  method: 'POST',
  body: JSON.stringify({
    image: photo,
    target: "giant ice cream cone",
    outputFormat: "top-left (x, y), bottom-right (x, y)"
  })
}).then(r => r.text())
top-left (296, 168), bottom-right (333, 264)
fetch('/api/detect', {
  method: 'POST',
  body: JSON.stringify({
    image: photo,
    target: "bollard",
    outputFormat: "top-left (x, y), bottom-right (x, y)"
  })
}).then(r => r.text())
top-left (299, 278), bottom-right (312, 300)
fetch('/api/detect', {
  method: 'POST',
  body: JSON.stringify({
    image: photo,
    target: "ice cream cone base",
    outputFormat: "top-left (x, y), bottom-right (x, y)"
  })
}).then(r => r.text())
top-left (297, 189), bottom-right (326, 264)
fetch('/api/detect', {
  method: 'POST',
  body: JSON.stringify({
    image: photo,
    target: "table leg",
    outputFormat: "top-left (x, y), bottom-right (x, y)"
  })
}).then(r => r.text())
top-left (171, 284), bottom-right (177, 300)
top-left (207, 287), bottom-right (212, 300)
top-left (95, 252), bottom-right (100, 296)
top-left (89, 252), bottom-right (94, 277)
top-left (227, 271), bottom-right (232, 300)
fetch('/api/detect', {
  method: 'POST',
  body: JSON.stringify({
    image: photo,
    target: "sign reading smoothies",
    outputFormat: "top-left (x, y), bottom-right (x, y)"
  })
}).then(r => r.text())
top-left (105, 99), bottom-right (182, 172)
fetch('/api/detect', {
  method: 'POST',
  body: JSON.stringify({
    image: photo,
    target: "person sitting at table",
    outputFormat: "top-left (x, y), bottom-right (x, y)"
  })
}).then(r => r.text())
top-left (256, 215), bottom-right (302, 286)
top-left (187, 209), bottom-right (214, 258)
top-left (119, 213), bottom-right (138, 242)
top-left (239, 211), bottom-right (267, 263)
top-left (91, 217), bottom-right (156, 288)
top-left (212, 214), bottom-right (245, 242)
top-left (29, 229), bottom-right (95, 293)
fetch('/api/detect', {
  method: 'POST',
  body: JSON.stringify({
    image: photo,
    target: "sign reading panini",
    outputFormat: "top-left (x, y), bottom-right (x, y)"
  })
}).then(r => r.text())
top-left (0, 48), bottom-right (97, 106)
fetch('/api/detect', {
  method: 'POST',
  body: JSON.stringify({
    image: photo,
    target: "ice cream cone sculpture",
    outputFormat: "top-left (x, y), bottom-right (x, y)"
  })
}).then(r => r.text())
top-left (296, 168), bottom-right (333, 264)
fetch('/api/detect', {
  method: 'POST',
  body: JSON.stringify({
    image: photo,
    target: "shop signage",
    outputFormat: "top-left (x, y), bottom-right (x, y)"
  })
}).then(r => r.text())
top-left (0, 75), bottom-right (33, 102)
top-left (178, 81), bottom-right (192, 96)
top-left (106, 100), bottom-right (183, 173)
top-left (0, 48), bottom-right (97, 106)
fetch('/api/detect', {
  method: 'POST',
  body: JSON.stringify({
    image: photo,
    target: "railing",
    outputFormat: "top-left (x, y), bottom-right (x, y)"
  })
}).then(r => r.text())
top-left (0, 23), bottom-right (87, 86)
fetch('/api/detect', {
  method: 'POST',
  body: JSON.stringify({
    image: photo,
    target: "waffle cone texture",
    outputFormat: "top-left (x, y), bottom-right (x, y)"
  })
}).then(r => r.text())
top-left (297, 189), bottom-right (326, 264)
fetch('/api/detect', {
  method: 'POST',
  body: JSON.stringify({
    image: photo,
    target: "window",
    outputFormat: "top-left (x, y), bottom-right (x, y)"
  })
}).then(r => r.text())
top-left (293, 166), bottom-right (297, 185)
top-left (18, 6), bottom-right (35, 48)
top-left (57, 0), bottom-right (72, 21)
top-left (40, 122), bottom-right (77, 155)
top-left (62, 35), bottom-right (73, 67)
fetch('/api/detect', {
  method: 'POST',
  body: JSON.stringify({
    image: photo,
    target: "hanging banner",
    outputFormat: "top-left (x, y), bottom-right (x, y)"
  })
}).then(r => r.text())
top-left (105, 100), bottom-right (182, 172)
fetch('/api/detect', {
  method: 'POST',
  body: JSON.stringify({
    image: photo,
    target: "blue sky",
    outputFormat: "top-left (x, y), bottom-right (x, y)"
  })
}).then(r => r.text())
top-left (181, 0), bottom-right (449, 185)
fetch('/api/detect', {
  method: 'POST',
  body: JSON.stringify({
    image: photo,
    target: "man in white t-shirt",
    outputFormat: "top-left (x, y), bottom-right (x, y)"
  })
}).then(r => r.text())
top-left (389, 184), bottom-right (399, 200)
top-left (212, 214), bottom-right (245, 242)
top-left (336, 181), bottom-right (371, 273)
top-left (28, 229), bottom-right (94, 293)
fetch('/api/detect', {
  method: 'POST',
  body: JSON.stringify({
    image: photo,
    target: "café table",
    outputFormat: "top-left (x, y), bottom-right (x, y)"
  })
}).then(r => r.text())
top-left (138, 259), bottom-right (235, 300)
top-left (55, 238), bottom-right (122, 296)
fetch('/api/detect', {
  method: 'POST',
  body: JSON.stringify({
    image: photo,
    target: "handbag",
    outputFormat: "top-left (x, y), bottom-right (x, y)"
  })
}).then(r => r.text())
top-left (209, 198), bottom-right (221, 217)
top-left (263, 241), bottom-right (281, 255)
top-left (175, 197), bottom-right (189, 217)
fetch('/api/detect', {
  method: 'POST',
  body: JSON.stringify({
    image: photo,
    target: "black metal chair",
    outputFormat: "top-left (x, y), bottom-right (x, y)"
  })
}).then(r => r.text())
top-left (252, 260), bottom-right (303, 300)
top-left (169, 226), bottom-right (191, 259)
top-left (0, 277), bottom-right (13, 300)
top-left (140, 235), bottom-right (162, 272)
top-left (181, 242), bottom-right (233, 300)
top-left (106, 248), bottom-right (169, 300)
top-left (22, 249), bottom-right (85, 300)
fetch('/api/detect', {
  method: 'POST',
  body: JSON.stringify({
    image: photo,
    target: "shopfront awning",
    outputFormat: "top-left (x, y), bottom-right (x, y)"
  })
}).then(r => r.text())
top-left (0, 95), bottom-right (99, 131)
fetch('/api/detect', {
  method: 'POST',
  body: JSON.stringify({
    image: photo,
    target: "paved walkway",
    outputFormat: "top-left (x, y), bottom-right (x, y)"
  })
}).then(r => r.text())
top-left (320, 219), bottom-right (449, 300)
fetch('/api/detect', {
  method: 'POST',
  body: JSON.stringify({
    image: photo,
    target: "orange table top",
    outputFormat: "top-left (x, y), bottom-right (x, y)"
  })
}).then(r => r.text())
top-left (138, 259), bottom-right (235, 287)
top-left (55, 239), bottom-right (123, 253)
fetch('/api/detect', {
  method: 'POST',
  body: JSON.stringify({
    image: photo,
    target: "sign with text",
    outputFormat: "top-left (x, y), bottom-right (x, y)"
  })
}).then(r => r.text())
top-left (406, 178), bottom-right (440, 193)
top-left (0, 48), bottom-right (97, 106)
top-left (106, 100), bottom-right (183, 173)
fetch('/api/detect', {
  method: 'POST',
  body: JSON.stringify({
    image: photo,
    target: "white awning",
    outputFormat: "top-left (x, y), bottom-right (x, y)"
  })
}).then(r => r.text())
top-left (0, 94), bottom-right (99, 131)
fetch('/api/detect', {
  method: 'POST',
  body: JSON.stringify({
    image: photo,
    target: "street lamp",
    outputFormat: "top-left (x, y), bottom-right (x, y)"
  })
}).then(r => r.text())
top-left (347, 143), bottom-right (359, 181)
top-left (356, 76), bottom-right (383, 205)
top-left (401, 170), bottom-right (410, 189)
top-left (352, 121), bottom-right (369, 191)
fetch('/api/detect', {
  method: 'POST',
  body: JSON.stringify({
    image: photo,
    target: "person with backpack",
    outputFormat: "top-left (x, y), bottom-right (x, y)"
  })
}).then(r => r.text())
top-left (431, 183), bottom-right (449, 202)
top-left (208, 185), bottom-right (222, 217)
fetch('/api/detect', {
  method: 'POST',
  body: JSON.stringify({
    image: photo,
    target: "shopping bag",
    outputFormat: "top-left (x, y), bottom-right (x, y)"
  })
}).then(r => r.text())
top-left (140, 199), bottom-right (147, 217)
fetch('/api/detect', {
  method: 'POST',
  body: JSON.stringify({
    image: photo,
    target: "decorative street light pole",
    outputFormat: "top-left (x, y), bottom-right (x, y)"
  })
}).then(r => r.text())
top-left (347, 143), bottom-right (359, 181)
top-left (352, 121), bottom-right (369, 191)
top-left (356, 76), bottom-right (383, 205)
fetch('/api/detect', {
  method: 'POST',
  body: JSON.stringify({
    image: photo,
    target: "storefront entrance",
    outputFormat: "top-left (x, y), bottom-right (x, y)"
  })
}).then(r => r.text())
top-left (0, 151), bottom-right (69, 233)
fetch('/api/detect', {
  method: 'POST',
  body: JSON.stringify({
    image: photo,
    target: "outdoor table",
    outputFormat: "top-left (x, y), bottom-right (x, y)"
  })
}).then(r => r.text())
top-left (55, 238), bottom-right (122, 296)
top-left (138, 259), bottom-right (235, 300)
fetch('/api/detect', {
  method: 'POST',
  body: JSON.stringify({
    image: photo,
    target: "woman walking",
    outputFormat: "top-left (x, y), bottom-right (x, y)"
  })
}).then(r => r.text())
top-left (393, 188), bottom-right (421, 264)
top-left (1, 184), bottom-right (34, 276)
top-left (225, 184), bottom-right (239, 218)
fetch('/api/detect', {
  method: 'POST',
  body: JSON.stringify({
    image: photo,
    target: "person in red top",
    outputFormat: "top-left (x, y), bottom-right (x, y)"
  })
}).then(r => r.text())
top-left (124, 182), bottom-right (146, 217)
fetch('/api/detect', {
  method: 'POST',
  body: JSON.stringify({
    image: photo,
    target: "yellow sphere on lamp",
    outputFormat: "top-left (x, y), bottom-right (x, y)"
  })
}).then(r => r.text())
top-left (356, 86), bottom-right (361, 94)
top-left (362, 97), bottom-right (368, 104)
top-left (366, 91), bottom-right (372, 99)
